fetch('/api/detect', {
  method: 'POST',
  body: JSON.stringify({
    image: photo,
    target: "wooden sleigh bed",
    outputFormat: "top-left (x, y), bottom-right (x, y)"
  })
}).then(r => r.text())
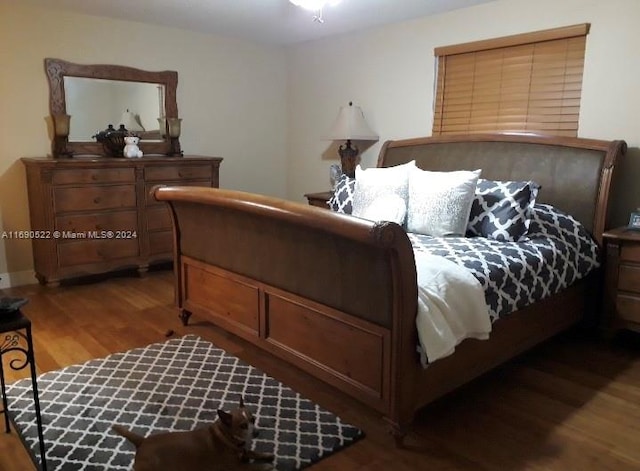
top-left (154, 133), bottom-right (626, 442)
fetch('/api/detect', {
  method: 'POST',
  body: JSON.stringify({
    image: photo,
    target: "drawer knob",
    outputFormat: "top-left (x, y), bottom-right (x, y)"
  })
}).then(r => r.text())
top-left (93, 197), bottom-right (101, 204)
top-left (95, 224), bottom-right (103, 230)
top-left (91, 174), bottom-right (98, 181)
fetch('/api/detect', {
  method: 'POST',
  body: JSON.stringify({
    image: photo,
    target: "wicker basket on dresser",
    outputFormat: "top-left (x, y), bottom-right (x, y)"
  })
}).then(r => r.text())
top-left (22, 156), bottom-right (222, 286)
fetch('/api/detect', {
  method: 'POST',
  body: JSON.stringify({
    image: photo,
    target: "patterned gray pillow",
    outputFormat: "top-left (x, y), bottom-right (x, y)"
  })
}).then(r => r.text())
top-left (328, 174), bottom-right (355, 214)
top-left (466, 179), bottom-right (541, 242)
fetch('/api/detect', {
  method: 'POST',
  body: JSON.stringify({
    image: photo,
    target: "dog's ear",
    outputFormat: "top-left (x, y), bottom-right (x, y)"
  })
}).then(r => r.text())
top-left (239, 395), bottom-right (245, 409)
top-left (217, 409), bottom-right (233, 427)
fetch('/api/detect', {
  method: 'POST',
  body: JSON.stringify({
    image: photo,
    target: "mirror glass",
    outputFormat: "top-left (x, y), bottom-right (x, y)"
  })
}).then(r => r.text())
top-left (64, 77), bottom-right (165, 142)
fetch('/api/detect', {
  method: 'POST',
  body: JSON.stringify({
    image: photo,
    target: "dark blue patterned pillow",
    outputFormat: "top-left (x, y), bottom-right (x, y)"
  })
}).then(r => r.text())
top-left (466, 179), bottom-right (540, 242)
top-left (527, 203), bottom-right (600, 268)
top-left (328, 174), bottom-right (355, 214)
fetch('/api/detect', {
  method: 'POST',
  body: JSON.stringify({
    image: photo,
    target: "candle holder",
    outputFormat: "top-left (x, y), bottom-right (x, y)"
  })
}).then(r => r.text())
top-left (158, 117), bottom-right (167, 138)
top-left (167, 118), bottom-right (183, 156)
top-left (52, 114), bottom-right (72, 158)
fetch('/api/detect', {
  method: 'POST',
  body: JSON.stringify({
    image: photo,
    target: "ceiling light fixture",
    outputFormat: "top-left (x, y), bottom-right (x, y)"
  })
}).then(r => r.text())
top-left (289, 0), bottom-right (343, 23)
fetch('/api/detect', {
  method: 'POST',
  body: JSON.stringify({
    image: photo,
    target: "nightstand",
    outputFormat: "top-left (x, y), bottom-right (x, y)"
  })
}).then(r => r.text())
top-left (304, 191), bottom-right (332, 209)
top-left (603, 226), bottom-right (640, 334)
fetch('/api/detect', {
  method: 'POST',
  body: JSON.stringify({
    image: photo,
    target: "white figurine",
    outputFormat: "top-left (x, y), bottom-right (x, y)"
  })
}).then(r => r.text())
top-left (123, 136), bottom-right (143, 158)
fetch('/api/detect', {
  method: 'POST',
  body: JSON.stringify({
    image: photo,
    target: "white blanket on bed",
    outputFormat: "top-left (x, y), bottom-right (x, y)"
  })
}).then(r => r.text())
top-left (415, 251), bottom-right (492, 364)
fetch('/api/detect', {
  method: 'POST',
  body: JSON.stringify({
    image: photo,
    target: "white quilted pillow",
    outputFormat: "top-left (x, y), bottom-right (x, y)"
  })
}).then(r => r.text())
top-left (352, 161), bottom-right (415, 225)
top-left (407, 168), bottom-right (481, 236)
top-left (357, 195), bottom-right (407, 224)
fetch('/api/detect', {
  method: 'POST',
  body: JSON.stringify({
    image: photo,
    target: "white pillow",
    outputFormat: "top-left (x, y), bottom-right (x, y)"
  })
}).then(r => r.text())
top-left (407, 168), bottom-right (481, 236)
top-left (352, 161), bottom-right (415, 224)
top-left (357, 195), bottom-right (407, 224)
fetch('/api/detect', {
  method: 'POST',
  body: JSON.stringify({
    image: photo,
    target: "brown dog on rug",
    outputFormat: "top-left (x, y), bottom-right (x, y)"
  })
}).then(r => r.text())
top-left (113, 397), bottom-right (274, 471)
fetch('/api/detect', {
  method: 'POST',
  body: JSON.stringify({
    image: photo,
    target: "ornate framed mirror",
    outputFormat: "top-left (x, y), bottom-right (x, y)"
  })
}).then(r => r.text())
top-left (45, 58), bottom-right (181, 157)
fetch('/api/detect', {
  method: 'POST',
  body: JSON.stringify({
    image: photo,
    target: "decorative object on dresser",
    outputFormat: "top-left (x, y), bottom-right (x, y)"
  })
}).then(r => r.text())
top-left (44, 58), bottom-right (180, 158)
top-left (603, 226), bottom-right (640, 334)
top-left (166, 117), bottom-right (183, 156)
top-left (304, 191), bottom-right (332, 209)
top-left (51, 113), bottom-right (71, 158)
top-left (326, 101), bottom-right (378, 178)
top-left (21, 156), bottom-right (222, 287)
top-left (92, 124), bottom-right (130, 157)
top-left (123, 136), bottom-right (143, 158)
top-left (628, 208), bottom-right (640, 230)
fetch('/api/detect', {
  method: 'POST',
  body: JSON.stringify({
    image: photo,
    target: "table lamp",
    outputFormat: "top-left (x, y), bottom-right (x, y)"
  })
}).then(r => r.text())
top-left (327, 102), bottom-right (378, 178)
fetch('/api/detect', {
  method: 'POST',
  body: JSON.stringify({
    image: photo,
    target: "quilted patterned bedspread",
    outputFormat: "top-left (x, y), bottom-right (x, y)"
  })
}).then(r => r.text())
top-left (408, 204), bottom-right (600, 321)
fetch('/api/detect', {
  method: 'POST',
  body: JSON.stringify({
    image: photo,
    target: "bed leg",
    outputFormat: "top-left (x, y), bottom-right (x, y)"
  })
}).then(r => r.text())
top-left (179, 309), bottom-right (192, 326)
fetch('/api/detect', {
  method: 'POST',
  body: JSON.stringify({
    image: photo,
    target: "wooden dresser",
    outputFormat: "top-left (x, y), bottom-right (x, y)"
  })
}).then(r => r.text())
top-left (22, 156), bottom-right (222, 286)
top-left (603, 226), bottom-right (640, 334)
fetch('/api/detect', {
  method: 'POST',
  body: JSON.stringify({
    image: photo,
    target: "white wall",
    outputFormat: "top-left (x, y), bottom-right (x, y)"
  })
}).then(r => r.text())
top-left (0, 3), bottom-right (287, 286)
top-left (286, 0), bottom-right (640, 228)
top-left (2, 0), bottom-right (639, 287)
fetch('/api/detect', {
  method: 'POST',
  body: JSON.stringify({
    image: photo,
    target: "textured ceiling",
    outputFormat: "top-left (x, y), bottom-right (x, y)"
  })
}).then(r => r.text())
top-left (16, 0), bottom-right (498, 45)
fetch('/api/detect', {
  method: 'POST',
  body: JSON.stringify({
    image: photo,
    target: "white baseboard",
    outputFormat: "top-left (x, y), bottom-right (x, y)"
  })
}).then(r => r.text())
top-left (0, 270), bottom-right (38, 289)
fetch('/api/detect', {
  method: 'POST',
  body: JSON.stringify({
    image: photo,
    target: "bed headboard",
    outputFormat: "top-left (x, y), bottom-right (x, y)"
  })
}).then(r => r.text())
top-left (377, 133), bottom-right (626, 245)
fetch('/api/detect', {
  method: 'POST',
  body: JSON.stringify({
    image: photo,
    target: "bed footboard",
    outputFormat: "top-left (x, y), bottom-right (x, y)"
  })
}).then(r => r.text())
top-left (155, 186), bottom-right (419, 422)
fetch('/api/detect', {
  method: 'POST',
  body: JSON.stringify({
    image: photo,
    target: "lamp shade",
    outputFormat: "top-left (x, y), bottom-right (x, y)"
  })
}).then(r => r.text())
top-left (327, 102), bottom-right (378, 141)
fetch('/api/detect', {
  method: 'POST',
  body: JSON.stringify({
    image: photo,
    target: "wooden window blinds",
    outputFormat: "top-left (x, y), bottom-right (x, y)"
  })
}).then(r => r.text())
top-left (432, 24), bottom-right (589, 137)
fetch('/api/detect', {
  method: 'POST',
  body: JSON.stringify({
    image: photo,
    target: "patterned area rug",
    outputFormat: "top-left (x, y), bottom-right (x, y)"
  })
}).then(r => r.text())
top-left (6, 335), bottom-right (363, 470)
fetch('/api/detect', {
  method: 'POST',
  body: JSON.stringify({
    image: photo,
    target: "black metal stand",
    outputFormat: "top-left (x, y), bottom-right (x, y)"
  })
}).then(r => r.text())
top-left (0, 310), bottom-right (47, 471)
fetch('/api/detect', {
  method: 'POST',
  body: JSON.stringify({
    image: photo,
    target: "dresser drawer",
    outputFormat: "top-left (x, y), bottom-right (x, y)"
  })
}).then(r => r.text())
top-left (52, 168), bottom-right (135, 185)
top-left (616, 294), bottom-right (640, 324)
top-left (149, 230), bottom-right (173, 255)
top-left (145, 165), bottom-right (212, 182)
top-left (621, 244), bottom-right (640, 263)
top-left (57, 239), bottom-right (139, 267)
top-left (56, 210), bottom-right (138, 234)
top-left (145, 181), bottom-right (210, 206)
top-left (54, 185), bottom-right (136, 212)
top-left (618, 265), bottom-right (640, 294)
top-left (147, 206), bottom-right (172, 231)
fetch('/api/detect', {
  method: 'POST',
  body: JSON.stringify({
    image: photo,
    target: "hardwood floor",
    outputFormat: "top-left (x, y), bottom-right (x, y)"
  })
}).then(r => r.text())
top-left (1, 270), bottom-right (639, 470)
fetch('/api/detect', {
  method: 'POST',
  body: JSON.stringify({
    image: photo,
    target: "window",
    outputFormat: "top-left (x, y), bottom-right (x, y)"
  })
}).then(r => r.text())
top-left (433, 24), bottom-right (589, 137)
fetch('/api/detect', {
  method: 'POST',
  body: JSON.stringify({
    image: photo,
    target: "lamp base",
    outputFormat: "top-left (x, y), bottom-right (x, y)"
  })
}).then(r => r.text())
top-left (338, 140), bottom-right (359, 178)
